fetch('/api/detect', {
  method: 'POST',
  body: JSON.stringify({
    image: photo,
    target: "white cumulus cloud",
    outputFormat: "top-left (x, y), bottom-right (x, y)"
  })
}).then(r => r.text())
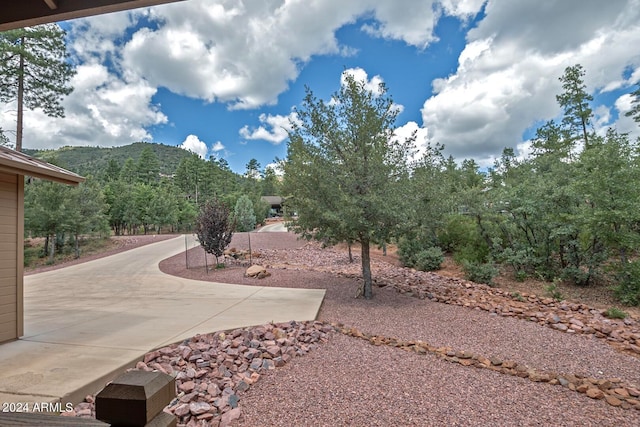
top-left (179, 134), bottom-right (210, 158)
top-left (417, 0), bottom-right (640, 166)
top-left (239, 112), bottom-right (299, 144)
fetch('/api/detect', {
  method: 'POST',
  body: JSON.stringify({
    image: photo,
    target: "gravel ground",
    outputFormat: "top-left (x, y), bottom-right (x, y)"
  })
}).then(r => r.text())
top-left (158, 230), bottom-right (640, 426)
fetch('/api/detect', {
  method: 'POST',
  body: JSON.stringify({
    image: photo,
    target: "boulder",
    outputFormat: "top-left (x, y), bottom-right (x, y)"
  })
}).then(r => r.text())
top-left (246, 265), bottom-right (268, 278)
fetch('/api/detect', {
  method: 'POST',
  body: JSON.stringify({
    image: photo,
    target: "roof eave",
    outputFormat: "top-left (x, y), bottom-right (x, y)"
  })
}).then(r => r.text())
top-left (0, 0), bottom-right (185, 32)
top-left (0, 147), bottom-right (85, 185)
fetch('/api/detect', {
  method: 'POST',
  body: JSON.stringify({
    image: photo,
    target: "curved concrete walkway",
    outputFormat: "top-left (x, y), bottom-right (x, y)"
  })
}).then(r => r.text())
top-left (0, 235), bottom-right (325, 408)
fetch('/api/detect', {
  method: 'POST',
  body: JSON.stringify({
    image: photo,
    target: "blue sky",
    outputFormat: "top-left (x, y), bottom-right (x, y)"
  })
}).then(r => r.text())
top-left (2, 0), bottom-right (639, 175)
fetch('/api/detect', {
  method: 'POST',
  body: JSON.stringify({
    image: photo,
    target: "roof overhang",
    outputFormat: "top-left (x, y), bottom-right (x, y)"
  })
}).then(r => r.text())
top-left (0, 0), bottom-right (186, 31)
top-left (0, 146), bottom-right (84, 185)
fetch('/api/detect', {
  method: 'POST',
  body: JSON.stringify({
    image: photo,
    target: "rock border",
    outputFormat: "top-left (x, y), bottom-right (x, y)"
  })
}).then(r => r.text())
top-left (257, 245), bottom-right (640, 358)
top-left (336, 323), bottom-right (640, 411)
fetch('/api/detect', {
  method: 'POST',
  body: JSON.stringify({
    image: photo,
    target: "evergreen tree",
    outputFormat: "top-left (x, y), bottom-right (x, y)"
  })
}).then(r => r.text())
top-left (245, 158), bottom-right (261, 180)
top-left (556, 64), bottom-right (593, 147)
top-left (136, 146), bottom-right (161, 185)
top-left (24, 180), bottom-right (71, 262)
top-left (234, 195), bottom-right (256, 232)
top-left (625, 83), bottom-right (640, 124)
top-left (119, 157), bottom-right (137, 184)
top-left (262, 165), bottom-right (281, 196)
top-left (0, 24), bottom-right (75, 151)
top-left (0, 127), bottom-right (8, 146)
top-left (283, 74), bottom-right (413, 299)
top-left (66, 177), bottom-right (110, 257)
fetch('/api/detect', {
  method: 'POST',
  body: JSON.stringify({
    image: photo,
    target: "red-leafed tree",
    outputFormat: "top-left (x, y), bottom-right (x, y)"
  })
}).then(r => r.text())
top-left (195, 199), bottom-right (236, 266)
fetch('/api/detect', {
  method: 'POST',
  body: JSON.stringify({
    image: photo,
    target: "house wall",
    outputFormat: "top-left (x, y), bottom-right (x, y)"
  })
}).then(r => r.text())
top-left (0, 171), bottom-right (23, 343)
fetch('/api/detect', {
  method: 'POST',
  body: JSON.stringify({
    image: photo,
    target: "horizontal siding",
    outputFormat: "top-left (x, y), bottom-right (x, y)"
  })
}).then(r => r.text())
top-left (0, 267), bottom-right (15, 279)
top-left (0, 282), bottom-right (15, 296)
top-left (0, 251), bottom-right (16, 265)
top-left (0, 231), bottom-right (16, 243)
top-left (0, 223), bottom-right (15, 234)
top-left (0, 171), bottom-right (18, 343)
top-left (0, 189), bottom-right (16, 201)
top-left (0, 185), bottom-right (17, 196)
top-left (0, 240), bottom-right (17, 252)
top-left (0, 327), bottom-right (17, 343)
top-left (0, 276), bottom-right (17, 287)
top-left (0, 310), bottom-right (16, 324)
top-left (0, 173), bottom-right (17, 184)
top-left (0, 292), bottom-right (16, 305)
top-left (0, 321), bottom-right (17, 343)
top-left (0, 205), bottom-right (17, 218)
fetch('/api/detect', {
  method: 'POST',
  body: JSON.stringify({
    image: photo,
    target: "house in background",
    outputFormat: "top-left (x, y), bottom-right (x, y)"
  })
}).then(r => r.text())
top-left (261, 196), bottom-right (284, 217)
top-left (0, 146), bottom-right (84, 343)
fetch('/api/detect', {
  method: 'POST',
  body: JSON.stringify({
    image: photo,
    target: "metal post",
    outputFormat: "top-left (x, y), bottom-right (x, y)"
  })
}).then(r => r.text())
top-left (185, 235), bottom-right (188, 269)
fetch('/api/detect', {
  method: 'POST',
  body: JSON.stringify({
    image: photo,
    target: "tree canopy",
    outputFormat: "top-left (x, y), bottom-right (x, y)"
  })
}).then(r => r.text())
top-left (0, 23), bottom-right (75, 151)
top-left (283, 74), bottom-right (413, 299)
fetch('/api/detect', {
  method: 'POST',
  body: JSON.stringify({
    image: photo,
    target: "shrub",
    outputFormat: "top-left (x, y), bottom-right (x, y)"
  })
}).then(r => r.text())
top-left (613, 260), bottom-right (640, 306)
top-left (561, 266), bottom-right (595, 287)
top-left (604, 307), bottom-right (628, 319)
top-left (544, 280), bottom-right (564, 302)
top-left (515, 270), bottom-right (528, 282)
top-left (498, 246), bottom-right (536, 279)
top-left (413, 247), bottom-right (444, 272)
top-left (440, 215), bottom-right (490, 264)
top-left (511, 292), bottom-right (526, 302)
top-left (397, 237), bottom-right (431, 268)
top-left (462, 260), bottom-right (498, 285)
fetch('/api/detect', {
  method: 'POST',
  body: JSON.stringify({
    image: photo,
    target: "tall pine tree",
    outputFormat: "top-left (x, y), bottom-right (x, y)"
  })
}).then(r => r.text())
top-left (0, 24), bottom-right (75, 151)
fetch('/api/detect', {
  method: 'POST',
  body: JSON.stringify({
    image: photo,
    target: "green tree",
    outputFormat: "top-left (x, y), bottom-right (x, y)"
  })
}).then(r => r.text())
top-left (625, 83), bottom-right (640, 124)
top-left (283, 74), bottom-right (412, 299)
top-left (119, 157), bottom-right (137, 184)
top-left (104, 158), bottom-right (121, 182)
top-left (176, 155), bottom-right (200, 200)
top-left (66, 177), bottom-right (110, 257)
top-left (136, 146), bottom-right (160, 185)
top-left (0, 127), bottom-right (9, 146)
top-left (234, 195), bottom-right (256, 232)
top-left (245, 158), bottom-right (261, 180)
top-left (556, 64), bottom-right (593, 147)
top-left (0, 24), bottom-right (75, 151)
top-left (195, 199), bottom-right (235, 266)
top-left (104, 180), bottom-right (129, 235)
top-left (24, 180), bottom-right (71, 262)
top-left (261, 165), bottom-right (281, 196)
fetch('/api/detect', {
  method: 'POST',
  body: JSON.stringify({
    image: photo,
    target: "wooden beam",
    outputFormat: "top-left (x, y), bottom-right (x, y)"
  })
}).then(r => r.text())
top-left (0, 1), bottom-right (186, 32)
top-left (43, 0), bottom-right (58, 10)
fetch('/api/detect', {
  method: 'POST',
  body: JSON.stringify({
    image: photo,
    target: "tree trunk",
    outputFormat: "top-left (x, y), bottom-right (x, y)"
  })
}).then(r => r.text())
top-left (348, 241), bottom-right (353, 263)
top-left (49, 233), bottom-right (56, 264)
top-left (357, 238), bottom-right (373, 299)
top-left (16, 37), bottom-right (25, 152)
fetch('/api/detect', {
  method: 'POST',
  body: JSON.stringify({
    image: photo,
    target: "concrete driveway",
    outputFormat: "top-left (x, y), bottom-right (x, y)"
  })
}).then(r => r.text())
top-left (258, 222), bottom-right (288, 232)
top-left (0, 235), bottom-right (325, 407)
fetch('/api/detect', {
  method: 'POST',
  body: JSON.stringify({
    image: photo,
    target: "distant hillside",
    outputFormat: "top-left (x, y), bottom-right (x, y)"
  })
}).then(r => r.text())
top-left (24, 142), bottom-right (195, 177)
